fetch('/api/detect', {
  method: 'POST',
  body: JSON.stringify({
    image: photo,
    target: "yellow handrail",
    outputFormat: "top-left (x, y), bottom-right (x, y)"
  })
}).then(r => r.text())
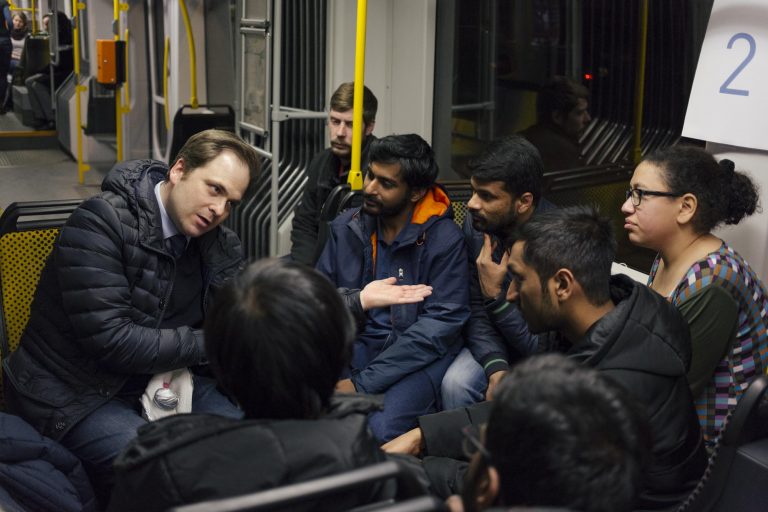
top-left (632, 0), bottom-right (649, 164)
top-left (178, 0), bottom-right (198, 108)
top-left (163, 37), bottom-right (170, 130)
top-left (122, 28), bottom-right (130, 113)
top-left (347, 0), bottom-right (368, 191)
top-left (72, 0), bottom-right (90, 184)
top-left (113, 0), bottom-right (122, 160)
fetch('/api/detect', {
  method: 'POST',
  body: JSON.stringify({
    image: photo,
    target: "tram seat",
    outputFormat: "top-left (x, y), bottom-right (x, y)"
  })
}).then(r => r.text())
top-left (168, 105), bottom-right (236, 165)
top-left (314, 183), bottom-right (362, 264)
top-left (0, 200), bottom-right (82, 409)
top-left (11, 85), bottom-right (36, 127)
top-left (168, 460), bottom-right (440, 512)
top-left (442, 180), bottom-right (473, 227)
top-left (677, 375), bottom-right (768, 512)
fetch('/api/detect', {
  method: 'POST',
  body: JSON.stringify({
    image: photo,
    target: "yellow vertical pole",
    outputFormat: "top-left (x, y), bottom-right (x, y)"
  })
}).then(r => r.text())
top-left (31, 1), bottom-right (36, 33)
top-left (347, 0), bottom-right (367, 191)
top-left (112, 0), bottom-right (128, 162)
top-left (72, 0), bottom-right (90, 184)
top-left (632, 0), bottom-right (649, 164)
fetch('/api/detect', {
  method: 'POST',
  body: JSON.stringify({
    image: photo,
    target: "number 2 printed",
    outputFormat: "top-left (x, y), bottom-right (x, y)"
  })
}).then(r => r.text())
top-left (720, 33), bottom-right (756, 96)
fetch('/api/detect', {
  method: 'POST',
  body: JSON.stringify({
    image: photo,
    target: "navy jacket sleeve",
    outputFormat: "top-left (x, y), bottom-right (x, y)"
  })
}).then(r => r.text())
top-left (352, 221), bottom-right (470, 394)
top-left (461, 218), bottom-right (538, 377)
top-left (56, 197), bottom-right (208, 373)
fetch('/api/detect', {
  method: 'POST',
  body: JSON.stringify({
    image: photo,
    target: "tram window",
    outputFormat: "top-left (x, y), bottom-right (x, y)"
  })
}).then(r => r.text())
top-left (433, 0), bottom-right (714, 178)
top-left (244, 0), bottom-right (268, 21)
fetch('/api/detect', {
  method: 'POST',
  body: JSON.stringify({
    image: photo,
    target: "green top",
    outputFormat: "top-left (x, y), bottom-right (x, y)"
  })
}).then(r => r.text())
top-left (677, 285), bottom-right (738, 398)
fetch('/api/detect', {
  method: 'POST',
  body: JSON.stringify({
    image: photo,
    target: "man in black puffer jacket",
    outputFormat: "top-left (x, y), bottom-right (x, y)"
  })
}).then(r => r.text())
top-left (384, 207), bottom-right (707, 511)
top-left (3, 129), bottom-right (260, 504)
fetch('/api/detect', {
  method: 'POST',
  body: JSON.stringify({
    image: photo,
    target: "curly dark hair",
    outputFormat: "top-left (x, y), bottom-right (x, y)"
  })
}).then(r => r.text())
top-left (643, 145), bottom-right (759, 233)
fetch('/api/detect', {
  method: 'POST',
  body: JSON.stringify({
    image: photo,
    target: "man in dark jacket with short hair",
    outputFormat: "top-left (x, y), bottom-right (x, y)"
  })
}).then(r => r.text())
top-left (290, 82), bottom-right (378, 265)
top-left (384, 207), bottom-right (707, 510)
top-left (3, 129), bottom-right (260, 504)
top-left (441, 136), bottom-right (555, 409)
top-left (317, 134), bottom-right (469, 443)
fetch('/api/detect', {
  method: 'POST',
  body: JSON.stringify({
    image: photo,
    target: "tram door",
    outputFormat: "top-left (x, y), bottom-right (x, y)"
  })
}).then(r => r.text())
top-left (146, 0), bottom-right (209, 162)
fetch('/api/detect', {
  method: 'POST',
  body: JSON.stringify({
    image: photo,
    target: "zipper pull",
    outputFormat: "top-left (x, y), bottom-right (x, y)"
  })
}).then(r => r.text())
top-left (398, 268), bottom-right (405, 281)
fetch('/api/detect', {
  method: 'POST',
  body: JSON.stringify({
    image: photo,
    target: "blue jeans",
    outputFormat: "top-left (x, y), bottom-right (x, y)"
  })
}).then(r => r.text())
top-left (367, 353), bottom-right (456, 443)
top-left (440, 347), bottom-right (487, 410)
top-left (61, 375), bottom-right (242, 505)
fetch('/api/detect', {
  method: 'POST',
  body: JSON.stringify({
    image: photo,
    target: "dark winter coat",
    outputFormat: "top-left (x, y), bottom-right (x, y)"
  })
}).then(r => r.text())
top-left (419, 276), bottom-right (707, 510)
top-left (0, 412), bottom-right (96, 512)
top-left (316, 186), bottom-right (470, 394)
top-left (108, 396), bottom-right (399, 512)
top-left (290, 135), bottom-right (375, 266)
top-left (3, 159), bottom-right (243, 440)
top-left (461, 199), bottom-right (556, 377)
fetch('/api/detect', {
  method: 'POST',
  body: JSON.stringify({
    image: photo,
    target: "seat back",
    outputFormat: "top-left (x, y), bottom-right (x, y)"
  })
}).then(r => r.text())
top-left (442, 181), bottom-right (473, 227)
top-left (677, 375), bottom-right (768, 512)
top-left (169, 460), bottom-right (432, 512)
top-left (168, 105), bottom-right (236, 165)
top-left (0, 200), bottom-right (82, 406)
top-left (313, 183), bottom-right (356, 264)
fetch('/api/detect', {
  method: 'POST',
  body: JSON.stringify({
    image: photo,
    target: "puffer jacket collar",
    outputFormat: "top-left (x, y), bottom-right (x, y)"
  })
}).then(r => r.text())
top-left (101, 159), bottom-right (168, 253)
top-left (568, 274), bottom-right (691, 377)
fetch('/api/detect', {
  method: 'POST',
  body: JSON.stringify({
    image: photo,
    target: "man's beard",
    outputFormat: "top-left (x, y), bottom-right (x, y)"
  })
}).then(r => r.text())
top-left (362, 193), bottom-right (411, 218)
top-left (470, 210), bottom-right (518, 237)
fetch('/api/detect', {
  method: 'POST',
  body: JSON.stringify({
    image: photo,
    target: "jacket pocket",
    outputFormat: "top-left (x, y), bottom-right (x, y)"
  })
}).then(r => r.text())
top-left (3, 359), bottom-right (74, 408)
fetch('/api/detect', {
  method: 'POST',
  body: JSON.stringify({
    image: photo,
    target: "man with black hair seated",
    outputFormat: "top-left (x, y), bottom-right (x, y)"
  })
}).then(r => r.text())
top-left (441, 135), bottom-right (555, 409)
top-left (452, 354), bottom-right (650, 512)
top-left (385, 206), bottom-right (707, 510)
top-left (109, 259), bottom-right (412, 511)
top-left (317, 133), bottom-right (469, 443)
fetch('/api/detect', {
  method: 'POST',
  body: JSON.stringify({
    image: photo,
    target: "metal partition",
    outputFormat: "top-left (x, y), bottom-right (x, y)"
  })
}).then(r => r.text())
top-left (230, 0), bottom-right (328, 259)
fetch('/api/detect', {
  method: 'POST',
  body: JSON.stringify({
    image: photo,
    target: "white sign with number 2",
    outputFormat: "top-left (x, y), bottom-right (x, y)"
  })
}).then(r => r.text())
top-left (683, 0), bottom-right (768, 150)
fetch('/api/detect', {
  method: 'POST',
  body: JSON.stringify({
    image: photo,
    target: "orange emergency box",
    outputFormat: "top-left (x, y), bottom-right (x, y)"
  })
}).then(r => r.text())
top-left (96, 39), bottom-right (126, 86)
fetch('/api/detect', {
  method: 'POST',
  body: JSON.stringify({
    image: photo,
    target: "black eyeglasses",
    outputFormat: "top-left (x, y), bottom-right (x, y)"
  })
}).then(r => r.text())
top-left (462, 424), bottom-right (492, 461)
top-left (625, 188), bottom-right (683, 207)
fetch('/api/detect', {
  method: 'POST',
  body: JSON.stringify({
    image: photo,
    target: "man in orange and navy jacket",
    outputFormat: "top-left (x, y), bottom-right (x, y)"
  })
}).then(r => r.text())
top-left (317, 134), bottom-right (469, 443)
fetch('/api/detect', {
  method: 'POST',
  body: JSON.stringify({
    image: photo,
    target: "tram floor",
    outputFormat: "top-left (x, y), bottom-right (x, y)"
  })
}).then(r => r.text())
top-left (0, 146), bottom-right (110, 212)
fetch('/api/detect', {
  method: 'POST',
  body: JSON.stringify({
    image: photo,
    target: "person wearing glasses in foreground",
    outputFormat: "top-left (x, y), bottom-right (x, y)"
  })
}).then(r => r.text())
top-left (454, 353), bottom-right (651, 512)
top-left (621, 145), bottom-right (768, 445)
top-left (383, 207), bottom-right (706, 510)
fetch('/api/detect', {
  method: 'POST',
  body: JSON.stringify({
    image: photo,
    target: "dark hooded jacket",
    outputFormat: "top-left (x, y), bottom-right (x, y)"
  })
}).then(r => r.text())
top-left (419, 276), bottom-right (707, 510)
top-left (290, 135), bottom-right (375, 266)
top-left (3, 159), bottom-right (243, 440)
top-left (108, 396), bottom-right (399, 512)
top-left (316, 186), bottom-right (470, 394)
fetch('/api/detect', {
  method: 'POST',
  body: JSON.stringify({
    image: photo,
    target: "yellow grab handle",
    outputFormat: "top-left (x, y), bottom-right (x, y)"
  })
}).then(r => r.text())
top-left (178, 0), bottom-right (198, 108)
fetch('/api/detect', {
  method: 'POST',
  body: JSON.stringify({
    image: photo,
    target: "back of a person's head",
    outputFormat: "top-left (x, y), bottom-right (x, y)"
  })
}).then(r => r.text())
top-left (204, 259), bottom-right (354, 420)
top-left (330, 82), bottom-right (378, 125)
top-left (469, 136), bottom-right (544, 206)
top-left (486, 354), bottom-right (650, 512)
top-left (368, 134), bottom-right (438, 190)
top-left (536, 76), bottom-right (589, 120)
top-left (514, 205), bottom-right (615, 305)
top-left (643, 144), bottom-right (759, 233)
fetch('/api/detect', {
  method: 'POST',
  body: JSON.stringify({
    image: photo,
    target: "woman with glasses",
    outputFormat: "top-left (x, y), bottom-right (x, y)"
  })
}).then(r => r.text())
top-left (621, 145), bottom-right (768, 444)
